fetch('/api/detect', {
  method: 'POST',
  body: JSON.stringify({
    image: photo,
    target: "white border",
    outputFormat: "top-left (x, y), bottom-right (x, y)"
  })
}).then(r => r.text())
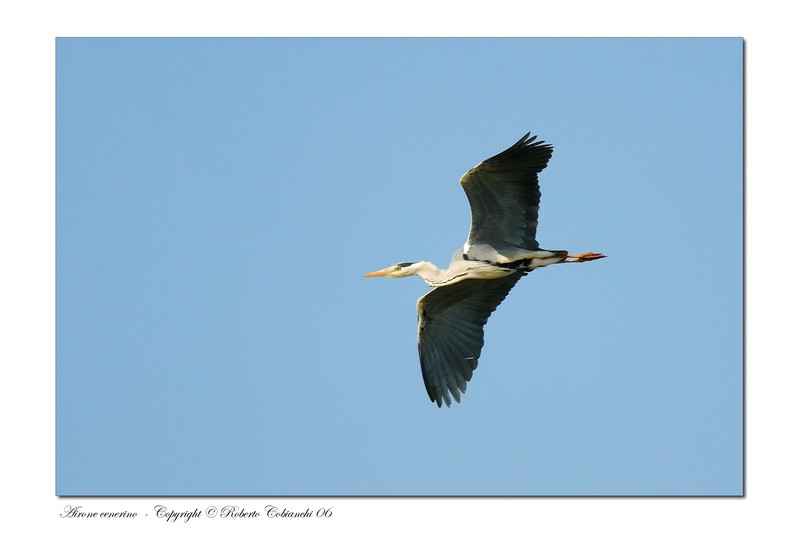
top-left (2, 1), bottom-right (794, 531)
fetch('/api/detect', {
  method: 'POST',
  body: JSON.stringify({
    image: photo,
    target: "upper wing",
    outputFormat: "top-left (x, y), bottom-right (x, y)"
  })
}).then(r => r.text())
top-left (416, 272), bottom-right (525, 407)
top-left (459, 133), bottom-right (553, 256)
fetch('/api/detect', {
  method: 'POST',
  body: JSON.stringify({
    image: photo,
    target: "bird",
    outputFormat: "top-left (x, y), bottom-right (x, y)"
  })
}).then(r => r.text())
top-left (364, 132), bottom-right (605, 407)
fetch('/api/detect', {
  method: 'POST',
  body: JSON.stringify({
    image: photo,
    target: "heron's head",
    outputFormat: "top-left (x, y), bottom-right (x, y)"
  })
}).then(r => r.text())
top-left (363, 262), bottom-right (426, 279)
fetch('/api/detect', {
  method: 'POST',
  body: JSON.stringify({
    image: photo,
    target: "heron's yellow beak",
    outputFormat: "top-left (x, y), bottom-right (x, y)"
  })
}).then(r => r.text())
top-left (363, 267), bottom-right (392, 278)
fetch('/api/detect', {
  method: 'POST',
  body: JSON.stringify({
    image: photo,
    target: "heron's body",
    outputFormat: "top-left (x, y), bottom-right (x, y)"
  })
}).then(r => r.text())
top-left (365, 133), bottom-right (605, 407)
top-left (404, 249), bottom-right (571, 288)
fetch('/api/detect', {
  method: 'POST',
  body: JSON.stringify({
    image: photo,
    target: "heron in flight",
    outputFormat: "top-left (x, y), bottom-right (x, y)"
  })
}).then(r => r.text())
top-left (364, 133), bottom-right (605, 407)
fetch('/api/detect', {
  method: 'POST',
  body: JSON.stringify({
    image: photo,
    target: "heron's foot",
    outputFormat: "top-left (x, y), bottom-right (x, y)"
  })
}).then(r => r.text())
top-left (564, 252), bottom-right (606, 263)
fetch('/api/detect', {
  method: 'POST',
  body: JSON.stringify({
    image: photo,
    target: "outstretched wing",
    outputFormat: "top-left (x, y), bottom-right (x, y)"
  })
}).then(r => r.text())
top-left (459, 133), bottom-right (553, 256)
top-left (417, 272), bottom-right (525, 407)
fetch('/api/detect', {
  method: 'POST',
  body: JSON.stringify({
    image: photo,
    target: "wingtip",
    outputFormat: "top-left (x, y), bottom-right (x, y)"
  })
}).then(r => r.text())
top-left (433, 394), bottom-right (455, 408)
top-left (430, 384), bottom-right (466, 408)
top-left (428, 385), bottom-right (457, 408)
top-left (514, 132), bottom-right (532, 146)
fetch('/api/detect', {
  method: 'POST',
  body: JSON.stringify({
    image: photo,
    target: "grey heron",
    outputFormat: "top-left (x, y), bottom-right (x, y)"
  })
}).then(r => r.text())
top-left (364, 133), bottom-right (605, 407)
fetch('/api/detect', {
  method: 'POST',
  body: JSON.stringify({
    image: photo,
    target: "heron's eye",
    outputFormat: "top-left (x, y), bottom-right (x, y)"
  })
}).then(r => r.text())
top-left (395, 265), bottom-right (402, 270)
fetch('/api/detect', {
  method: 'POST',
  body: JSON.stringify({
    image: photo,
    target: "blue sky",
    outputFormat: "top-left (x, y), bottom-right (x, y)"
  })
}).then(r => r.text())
top-left (55, 37), bottom-right (742, 496)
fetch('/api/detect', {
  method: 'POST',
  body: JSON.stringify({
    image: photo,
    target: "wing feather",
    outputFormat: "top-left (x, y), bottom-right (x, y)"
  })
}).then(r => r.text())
top-left (459, 133), bottom-right (553, 257)
top-left (417, 272), bottom-right (525, 407)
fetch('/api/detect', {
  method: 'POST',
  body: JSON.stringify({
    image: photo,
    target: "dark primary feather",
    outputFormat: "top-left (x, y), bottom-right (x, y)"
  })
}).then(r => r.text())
top-left (417, 272), bottom-right (526, 407)
top-left (460, 132), bottom-right (553, 253)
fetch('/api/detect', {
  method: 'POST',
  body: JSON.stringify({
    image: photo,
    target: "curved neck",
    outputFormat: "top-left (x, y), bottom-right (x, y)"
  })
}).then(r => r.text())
top-left (413, 261), bottom-right (461, 287)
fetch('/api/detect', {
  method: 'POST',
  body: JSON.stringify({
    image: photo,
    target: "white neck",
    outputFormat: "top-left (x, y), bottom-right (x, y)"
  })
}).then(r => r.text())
top-left (411, 261), bottom-right (460, 287)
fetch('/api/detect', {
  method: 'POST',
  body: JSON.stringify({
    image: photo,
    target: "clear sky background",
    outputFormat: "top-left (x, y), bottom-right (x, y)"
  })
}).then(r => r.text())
top-left (55, 37), bottom-right (742, 496)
